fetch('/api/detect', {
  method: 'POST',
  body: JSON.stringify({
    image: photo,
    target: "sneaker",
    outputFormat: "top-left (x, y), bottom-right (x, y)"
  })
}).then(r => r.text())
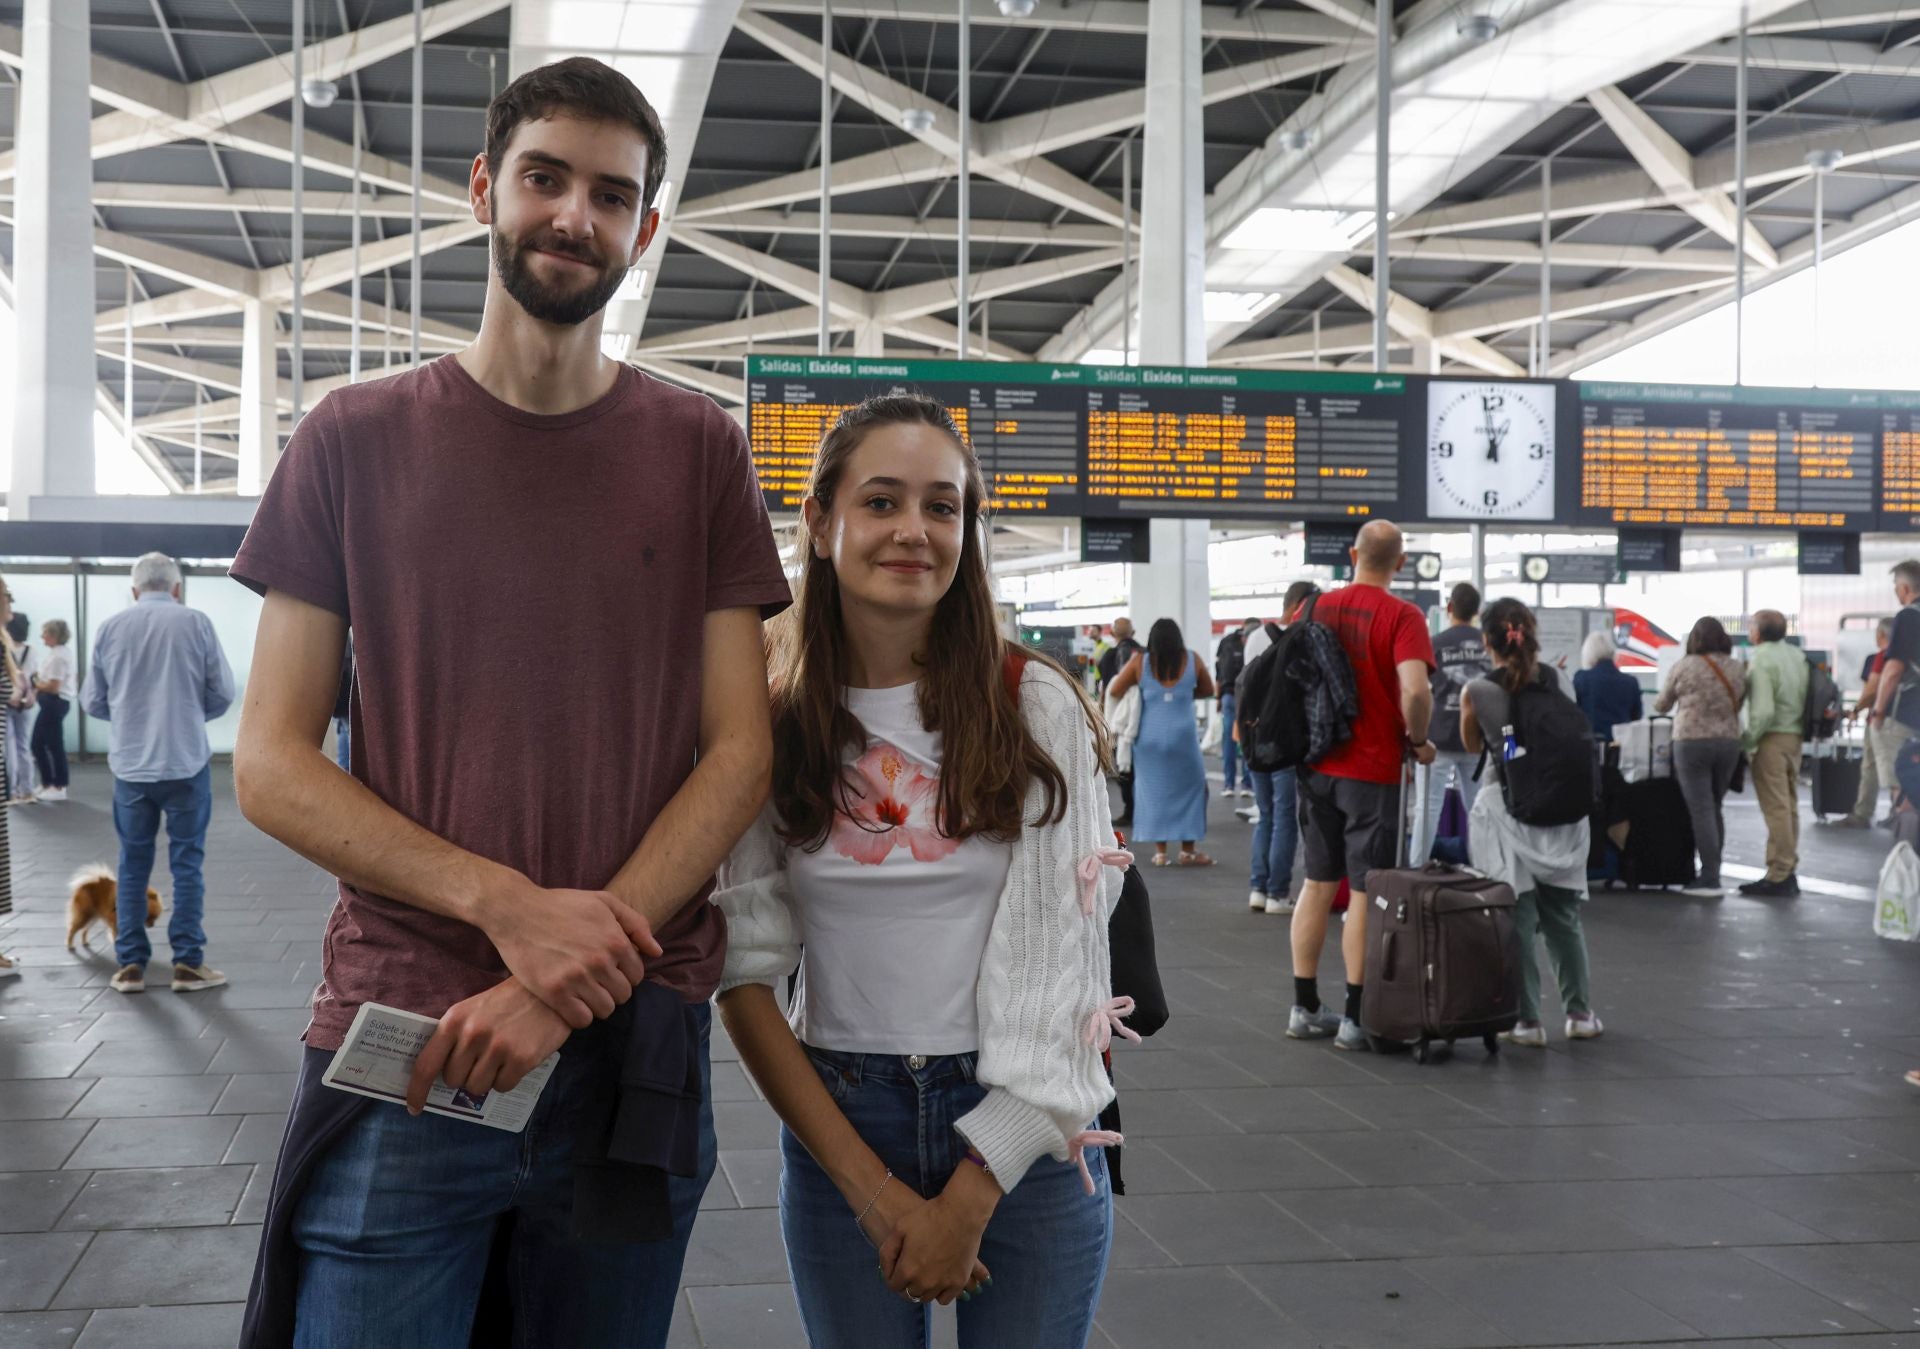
top-left (110, 964), bottom-right (145, 994)
top-left (1680, 883), bottom-right (1725, 898)
top-left (1287, 1004), bottom-right (1341, 1039)
top-left (1333, 1018), bottom-right (1372, 1052)
top-left (170, 964), bottom-right (227, 992)
top-left (1233, 805), bottom-right (1259, 823)
top-left (1833, 815), bottom-right (1871, 830)
top-left (1566, 1013), bottom-right (1605, 1040)
top-left (0, 952), bottom-right (19, 979)
top-left (1499, 1022), bottom-right (1547, 1047)
top-left (34, 786), bottom-right (67, 802)
top-left (1739, 874), bottom-right (1800, 897)
top-left (1264, 894), bottom-right (1295, 916)
top-left (1249, 888), bottom-right (1269, 912)
top-left (1237, 788), bottom-right (1254, 799)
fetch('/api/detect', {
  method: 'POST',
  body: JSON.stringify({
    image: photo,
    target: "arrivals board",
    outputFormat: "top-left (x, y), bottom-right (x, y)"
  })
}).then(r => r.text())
top-left (745, 356), bottom-right (1405, 521)
top-left (1576, 383), bottom-right (1879, 530)
top-left (744, 358), bottom-right (1920, 532)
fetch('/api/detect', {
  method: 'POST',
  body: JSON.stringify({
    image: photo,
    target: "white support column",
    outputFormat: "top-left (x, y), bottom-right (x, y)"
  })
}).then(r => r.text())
top-left (238, 298), bottom-right (278, 495)
top-left (9, 0), bottom-right (97, 516)
top-left (853, 318), bottom-right (885, 355)
top-left (1129, 0), bottom-right (1210, 648)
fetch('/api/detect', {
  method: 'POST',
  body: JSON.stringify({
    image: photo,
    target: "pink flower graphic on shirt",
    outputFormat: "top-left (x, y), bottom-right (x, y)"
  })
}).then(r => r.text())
top-left (831, 742), bottom-right (961, 866)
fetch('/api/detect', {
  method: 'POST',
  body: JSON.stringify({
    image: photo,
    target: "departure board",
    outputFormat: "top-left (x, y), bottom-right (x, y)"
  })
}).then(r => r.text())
top-left (746, 356), bottom-right (1406, 522)
top-left (1576, 383), bottom-right (1877, 530)
top-left (1876, 397), bottom-right (1920, 529)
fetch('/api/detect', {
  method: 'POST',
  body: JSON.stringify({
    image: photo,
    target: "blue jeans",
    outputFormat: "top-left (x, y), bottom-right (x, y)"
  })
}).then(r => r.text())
top-left (781, 1047), bottom-right (1111, 1348)
top-left (291, 1006), bottom-right (716, 1348)
top-left (1220, 693), bottom-right (1243, 792)
top-left (112, 765), bottom-right (212, 970)
top-left (1250, 767), bottom-right (1298, 897)
top-left (332, 716), bottom-right (350, 772)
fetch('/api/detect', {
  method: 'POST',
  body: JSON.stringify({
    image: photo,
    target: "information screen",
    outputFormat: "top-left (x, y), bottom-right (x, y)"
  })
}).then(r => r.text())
top-left (1576, 383), bottom-right (1876, 530)
top-left (1877, 401), bottom-right (1920, 529)
top-left (745, 357), bottom-right (1406, 521)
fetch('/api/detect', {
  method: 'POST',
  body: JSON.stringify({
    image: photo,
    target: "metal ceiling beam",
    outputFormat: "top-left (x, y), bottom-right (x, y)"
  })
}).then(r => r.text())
top-left (871, 246), bottom-right (1125, 320)
top-left (0, 0), bottom-right (507, 173)
top-left (1292, 0), bottom-right (1378, 35)
top-left (688, 209), bottom-right (1121, 247)
top-left (635, 307), bottom-right (839, 353)
top-left (96, 342), bottom-right (270, 399)
top-left (742, 0), bottom-right (1364, 44)
top-left (4, 182), bottom-right (468, 220)
top-left (1688, 35), bottom-right (1920, 77)
top-left (1322, 265), bottom-right (1524, 374)
top-left (679, 143), bottom-right (952, 222)
top-left (632, 358), bottom-right (747, 405)
top-left (732, 11), bottom-right (1132, 226)
top-left (1751, 0), bottom-right (1915, 32)
top-left (674, 226), bottom-right (876, 321)
top-left (1212, 319), bottom-right (1376, 363)
top-left (1586, 86), bottom-right (1778, 267)
top-left (1391, 236), bottom-right (1739, 272)
top-left (123, 323), bottom-right (465, 352)
top-left (1433, 270), bottom-right (1730, 338)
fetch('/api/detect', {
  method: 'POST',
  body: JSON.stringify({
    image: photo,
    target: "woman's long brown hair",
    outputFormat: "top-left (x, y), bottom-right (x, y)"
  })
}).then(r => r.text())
top-left (769, 394), bottom-right (1110, 852)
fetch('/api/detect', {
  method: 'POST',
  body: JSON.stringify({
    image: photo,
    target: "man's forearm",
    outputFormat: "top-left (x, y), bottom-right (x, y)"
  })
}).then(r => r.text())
top-left (236, 736), bottom-right (521, 928)
top-left (1401, 693), bottom-right (1433, 744)
top-left (604, 734), bottom-right (772, 932)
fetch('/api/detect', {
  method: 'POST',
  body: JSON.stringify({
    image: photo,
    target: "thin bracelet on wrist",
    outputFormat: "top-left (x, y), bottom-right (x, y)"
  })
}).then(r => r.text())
top-left (854, 1169), bottom-right (893, 1235)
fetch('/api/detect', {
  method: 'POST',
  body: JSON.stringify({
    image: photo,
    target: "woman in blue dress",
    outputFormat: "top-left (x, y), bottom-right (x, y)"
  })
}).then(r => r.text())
top-left (1107, 618), bottom-right (1215, 866)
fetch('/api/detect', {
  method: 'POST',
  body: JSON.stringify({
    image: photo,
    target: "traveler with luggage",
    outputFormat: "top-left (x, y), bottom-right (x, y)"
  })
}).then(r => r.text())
top-left (1740, 610), bottom-right (1808, 898)
top-left (1411, 583), bottom-right (1491, 867)
top-left (1286, 521), bottom-right (1434, 1051)
top-left (1842, 618), bottom-right (1894, 828)
top-left (1573, 631), bottom-right (1644, 741)
top-left (1238, 583), bottom-right (1316, 914)
top-left (1869, 561), bottom-right (1920, 819)
top-left (1653, 617), bottom-right (1747, 899)
top-left (1459, 598), bottom-right (1601, 1047)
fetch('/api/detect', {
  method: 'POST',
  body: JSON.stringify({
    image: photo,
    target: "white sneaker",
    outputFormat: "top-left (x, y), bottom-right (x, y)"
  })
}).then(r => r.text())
top-left (1233, 806), bottom-right (1259, 823)
top-left (35, 786), bottom-right (67, 802)
top-left (1566, 1014), bottom-right (1604, 1040)
top-left (1238, 788), bottom-right (1254, 799)
top-left (1499, 1022), bottom-right (1548, 1047)
top-left (1265, 894), bottom-right (1295, 916)
top-left (0, 953), bottom-right (19, 979)
top-left (1249, 888), bottom-right (1268, 911)
top-left (1680, 884), bottom-right (1724, 898)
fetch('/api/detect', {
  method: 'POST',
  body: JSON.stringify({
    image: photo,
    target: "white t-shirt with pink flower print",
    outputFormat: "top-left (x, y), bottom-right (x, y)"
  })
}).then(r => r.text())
top-left (784, 681), bottom-right (1014, 1055)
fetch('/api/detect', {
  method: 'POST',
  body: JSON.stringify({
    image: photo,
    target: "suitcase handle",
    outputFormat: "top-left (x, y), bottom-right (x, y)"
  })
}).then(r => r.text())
top-left (1381, 930), bottom-right (1399, 982)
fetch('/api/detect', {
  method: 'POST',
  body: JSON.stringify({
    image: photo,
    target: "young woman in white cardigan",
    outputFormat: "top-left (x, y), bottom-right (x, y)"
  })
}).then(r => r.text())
top-left (715, 394), bottom-right (1131, 1347)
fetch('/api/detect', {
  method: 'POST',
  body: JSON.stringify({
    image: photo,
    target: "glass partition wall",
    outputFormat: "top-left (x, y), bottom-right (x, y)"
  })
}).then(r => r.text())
top-left (0, 559), bottom-right (262, 757)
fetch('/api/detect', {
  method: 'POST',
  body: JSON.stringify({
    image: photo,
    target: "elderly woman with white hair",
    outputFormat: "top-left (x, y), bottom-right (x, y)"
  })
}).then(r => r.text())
top-left (1572, 630), bottom-right (1643, 742)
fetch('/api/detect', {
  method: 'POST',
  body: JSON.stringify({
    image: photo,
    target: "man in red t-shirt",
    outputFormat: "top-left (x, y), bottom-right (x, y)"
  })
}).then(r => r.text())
top-left (228, 59), bottom-right (789, 1347)
top-left (1288, 521), bottom-right (1436, 1050)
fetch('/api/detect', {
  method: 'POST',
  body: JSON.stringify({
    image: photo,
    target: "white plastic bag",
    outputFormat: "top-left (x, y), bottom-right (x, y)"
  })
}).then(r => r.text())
top-left (1616, 717), bottom-right (1673, 782)
top-left (1875, 842), bottom-right (1920, 942)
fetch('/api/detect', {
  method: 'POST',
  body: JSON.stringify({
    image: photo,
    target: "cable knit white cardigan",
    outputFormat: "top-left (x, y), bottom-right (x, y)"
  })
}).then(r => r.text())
top-left (714, 660), bottom-right (1127, 1192)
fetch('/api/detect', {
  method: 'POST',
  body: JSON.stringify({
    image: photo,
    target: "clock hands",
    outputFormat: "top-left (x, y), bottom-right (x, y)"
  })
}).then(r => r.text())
top-left (1485, 417), bottom-right (1511, 462)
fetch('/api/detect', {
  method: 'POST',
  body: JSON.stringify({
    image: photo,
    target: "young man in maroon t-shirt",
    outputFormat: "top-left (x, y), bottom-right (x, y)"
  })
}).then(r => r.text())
top-left (1288, 521), bottom-right (1436, 1050)
top-left (229, 60), bottom-right (790, 1347)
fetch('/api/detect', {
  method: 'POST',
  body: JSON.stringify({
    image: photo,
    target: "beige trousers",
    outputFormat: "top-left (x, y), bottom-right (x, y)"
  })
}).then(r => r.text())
top-left (1751, 731), bottom-right (1802, 881)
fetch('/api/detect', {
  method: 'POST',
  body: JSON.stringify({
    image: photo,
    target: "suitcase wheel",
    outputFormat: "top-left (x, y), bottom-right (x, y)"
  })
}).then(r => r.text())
top-left (1483, 1033), bottom-right (1500, 1055)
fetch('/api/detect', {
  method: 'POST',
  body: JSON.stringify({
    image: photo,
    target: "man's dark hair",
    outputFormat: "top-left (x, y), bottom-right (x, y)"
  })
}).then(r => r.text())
top-left (1448, 582), bottom-right (1481, 622)
top-left (1241, 616), bottom-right (1260, 631)
top-left (1282, 580), bottom-right (1318, 621)
top-left (4, 614), bottom-right (25, 643)
top-left (485, 57), bottom-right (669, 212)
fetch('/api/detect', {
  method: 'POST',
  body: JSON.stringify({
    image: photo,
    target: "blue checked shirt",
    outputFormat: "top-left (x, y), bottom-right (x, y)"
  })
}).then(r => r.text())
top-left (81, 592), bottom-right (236, 783)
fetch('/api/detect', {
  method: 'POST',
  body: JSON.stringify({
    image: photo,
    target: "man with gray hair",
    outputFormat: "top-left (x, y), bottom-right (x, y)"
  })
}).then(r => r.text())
top-left (1870, 560), bottom-right (1920, 812)
top-left (81, 552), bottom-right (237, 994)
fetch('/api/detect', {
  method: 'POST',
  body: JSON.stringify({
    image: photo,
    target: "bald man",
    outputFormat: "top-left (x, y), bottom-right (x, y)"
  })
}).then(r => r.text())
top-left (1289, 520), bottom-right (1436, 1050)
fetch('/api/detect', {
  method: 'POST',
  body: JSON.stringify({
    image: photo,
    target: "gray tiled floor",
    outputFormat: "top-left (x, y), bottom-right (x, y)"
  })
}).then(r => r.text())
top-left (1, 763), bottom-right (1917, 1347)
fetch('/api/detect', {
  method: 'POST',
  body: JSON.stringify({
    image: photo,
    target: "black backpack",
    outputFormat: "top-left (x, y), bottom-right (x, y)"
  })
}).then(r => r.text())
top-left (1803, 653), bottom-right (1842, 741)
top-left (1245, 606), bottom-right (1353, 772)
top-left (1493, 671), bottom-right (1601, 827)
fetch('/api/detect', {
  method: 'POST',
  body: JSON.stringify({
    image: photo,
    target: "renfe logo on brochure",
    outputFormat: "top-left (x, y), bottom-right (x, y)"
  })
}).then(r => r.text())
top-left (321, 1002), bottom-right (558, 1133)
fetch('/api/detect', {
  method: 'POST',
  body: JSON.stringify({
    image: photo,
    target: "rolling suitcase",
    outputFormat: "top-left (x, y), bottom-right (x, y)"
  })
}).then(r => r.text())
top-left (1618, 715), bottom-right (1695, 889)
top-left (1809, 740), bottom-right (1863, 821)
top-left (1360, 765), bottom-right (1521, 1063)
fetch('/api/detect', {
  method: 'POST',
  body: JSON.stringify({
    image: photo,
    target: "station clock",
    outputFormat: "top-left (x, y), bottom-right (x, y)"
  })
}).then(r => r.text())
top-left (1425, 381), bottom-right (1557, 521)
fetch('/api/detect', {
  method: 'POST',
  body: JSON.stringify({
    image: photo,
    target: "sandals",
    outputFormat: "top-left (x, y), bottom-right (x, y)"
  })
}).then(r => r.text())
top-left (1178, 851), bottom-right (1214, 867)
top-left (1150, 854), bottom-right (1173, 867)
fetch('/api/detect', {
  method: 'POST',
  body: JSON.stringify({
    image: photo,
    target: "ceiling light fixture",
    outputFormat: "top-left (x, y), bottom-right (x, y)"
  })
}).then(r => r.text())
top-left (1455, 11), bottom-right (1500, 41)
top-left (300, 75), bottom-right (339, 108)
top-left (1282, 127), bottom-right (1314, 153)
top-left (899, 107), bottom-right (936, 134)
top-left (1805, 147), bottom-right (1842, 173)
top-left (996, 0), bottom-right (1039, 16)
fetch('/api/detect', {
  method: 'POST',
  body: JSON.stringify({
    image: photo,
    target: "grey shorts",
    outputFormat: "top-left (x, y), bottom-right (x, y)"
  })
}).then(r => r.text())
top-left (1299, 768), bottom-right (1401, 893)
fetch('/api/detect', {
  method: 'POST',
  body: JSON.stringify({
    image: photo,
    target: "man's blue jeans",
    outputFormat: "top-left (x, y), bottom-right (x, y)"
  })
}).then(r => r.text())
top-left (781, 1046), bottom-right (1111, 1348)
top-left (113, 765), bottom-right (212, 970)
top-left (291, 1006), bottom-right (716, 1348)
top-left (1220, 692), bottom-right (1243, 792)
top-left (1250, 767), bottom-right (1298, 898)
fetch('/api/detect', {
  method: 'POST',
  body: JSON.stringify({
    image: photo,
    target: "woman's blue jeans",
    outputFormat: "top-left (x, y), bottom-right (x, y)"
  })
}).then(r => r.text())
top-left (1249, 767), bottom-right (1298, 897)
top-left (1220, 692), bottom-right (1243, 792)
top-left (780, 1046), bottom-right (1112, 1349)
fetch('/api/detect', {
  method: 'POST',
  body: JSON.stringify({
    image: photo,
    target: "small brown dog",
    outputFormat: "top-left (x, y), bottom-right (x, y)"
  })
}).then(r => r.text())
top-left (65, 864), bottom-right (163, 951)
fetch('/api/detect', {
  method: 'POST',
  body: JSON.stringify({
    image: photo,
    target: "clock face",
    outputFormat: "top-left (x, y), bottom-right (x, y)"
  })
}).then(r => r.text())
top-left (1426, 382), bottom-right (1557, 521)
top-left (1522, 555), bottom-right (1551, 583)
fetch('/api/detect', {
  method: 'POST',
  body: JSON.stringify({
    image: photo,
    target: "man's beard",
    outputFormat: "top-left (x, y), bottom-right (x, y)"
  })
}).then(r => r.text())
top-left (491, 226), bottom-right (627, 327)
